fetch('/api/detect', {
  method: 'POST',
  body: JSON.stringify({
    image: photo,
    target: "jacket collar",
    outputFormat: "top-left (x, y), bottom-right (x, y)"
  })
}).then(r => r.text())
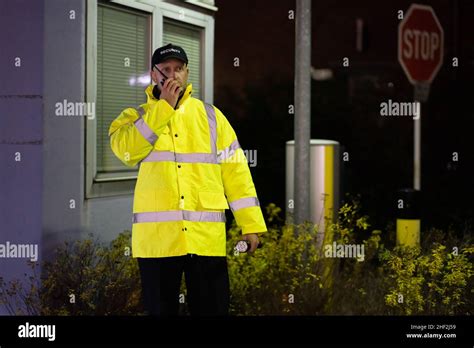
top-left (145, 83), bottom-right (193, 109)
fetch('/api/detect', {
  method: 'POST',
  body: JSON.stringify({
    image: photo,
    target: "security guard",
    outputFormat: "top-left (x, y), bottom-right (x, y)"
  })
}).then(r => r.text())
top-left (109, 43), bottom-right (267, 315)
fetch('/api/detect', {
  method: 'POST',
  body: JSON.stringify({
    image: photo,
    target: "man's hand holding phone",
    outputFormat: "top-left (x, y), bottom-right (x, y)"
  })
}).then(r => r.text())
top-left (160, 78), bottom-right (181, 109)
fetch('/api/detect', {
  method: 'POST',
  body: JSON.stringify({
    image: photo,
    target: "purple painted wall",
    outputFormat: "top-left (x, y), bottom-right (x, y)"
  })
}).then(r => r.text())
top-left (0, 0), bottom-right (44, 315)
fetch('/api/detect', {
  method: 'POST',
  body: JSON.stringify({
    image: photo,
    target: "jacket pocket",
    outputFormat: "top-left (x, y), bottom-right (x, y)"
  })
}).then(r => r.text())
top-left (198, 191), bottom-right (229, 210)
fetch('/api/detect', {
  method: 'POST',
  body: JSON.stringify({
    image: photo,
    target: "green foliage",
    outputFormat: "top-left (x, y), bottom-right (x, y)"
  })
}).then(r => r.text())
top-left (0, 203), bottom-right (472, 316)
top-left (0, 261), bottom-right (41, 315)
top-left (227, 217), bottom-right (327, 315)
top-left (0, 232), bottom-right (143, 315)
top-left (227, 201), bottom-right (474, 315)
top-left (382, 244), bottom-right (473, 315)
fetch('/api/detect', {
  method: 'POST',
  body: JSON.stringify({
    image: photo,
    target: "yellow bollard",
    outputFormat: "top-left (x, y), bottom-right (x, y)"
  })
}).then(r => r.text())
top-left (396, 188), bottom-right (421, 247)
top-left (396, 218), bottom-right (420, 247)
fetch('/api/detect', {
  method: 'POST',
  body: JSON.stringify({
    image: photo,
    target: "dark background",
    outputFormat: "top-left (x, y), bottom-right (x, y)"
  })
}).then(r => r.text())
top-left (214, 0), bottom-right (474, 232)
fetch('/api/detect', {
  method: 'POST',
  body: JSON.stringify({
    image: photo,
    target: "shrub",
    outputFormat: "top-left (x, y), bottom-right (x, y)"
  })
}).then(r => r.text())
top-left (1, 202), bottom-right (472, 315)
top-left (0, 232), bottom-right (142, 315)
top-left (227, 201), bottom-right (474, 315)
top-left (382, 244), bottom-right (473, 315)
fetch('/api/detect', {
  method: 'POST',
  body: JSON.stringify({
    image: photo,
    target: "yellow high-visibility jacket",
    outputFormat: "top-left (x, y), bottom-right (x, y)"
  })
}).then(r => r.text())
top-left (109, 83), bottom-right (267, 257)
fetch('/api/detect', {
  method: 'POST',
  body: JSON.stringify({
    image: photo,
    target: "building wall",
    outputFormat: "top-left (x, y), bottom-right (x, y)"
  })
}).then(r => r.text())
top-left (0, 0), bottom-right (44, 315)
top-left (42, 0), bottom-right (86, 257)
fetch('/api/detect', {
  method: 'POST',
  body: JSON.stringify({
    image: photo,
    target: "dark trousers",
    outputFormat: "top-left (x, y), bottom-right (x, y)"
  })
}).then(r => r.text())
top-left (137, 254), bottom-right (230, 316)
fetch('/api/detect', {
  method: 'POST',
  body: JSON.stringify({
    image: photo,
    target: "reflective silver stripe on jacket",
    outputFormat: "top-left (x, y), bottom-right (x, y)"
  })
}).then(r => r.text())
top-left (133, 106), bottom-right (158, 145)
top-left (142, 101), bottom-right (221, 164)
top-left (133, 210), bottom-right (226, 223)
top-left (228, 197), bottom-right (260, 212)
top-left (218, 139), bottom-right (242, 162)
top-left (204, 103), bottom-right (217, 155)
top-left (142, 151), bottom-right (218, 164)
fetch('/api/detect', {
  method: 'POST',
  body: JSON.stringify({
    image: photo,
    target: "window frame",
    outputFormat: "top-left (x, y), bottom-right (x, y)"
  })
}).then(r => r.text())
top-left (85, 0), bottom-right (215, 198)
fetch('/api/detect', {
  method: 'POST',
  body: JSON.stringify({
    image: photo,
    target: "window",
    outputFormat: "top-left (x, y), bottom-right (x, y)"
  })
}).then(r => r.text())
top-left (163, 20), bottom-right (202, 99)
top-left (86, 0), bottom-right (215, 198)
top-left (96, 3), bottom-right (151, 175)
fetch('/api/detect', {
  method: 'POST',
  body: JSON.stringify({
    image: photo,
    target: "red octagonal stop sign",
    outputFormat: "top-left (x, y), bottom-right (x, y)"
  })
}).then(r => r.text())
top-left (398, 4), bottom-right (444, 84)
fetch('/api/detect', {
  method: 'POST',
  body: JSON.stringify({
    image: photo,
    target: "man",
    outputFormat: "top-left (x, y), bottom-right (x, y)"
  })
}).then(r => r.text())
top-left (109, 43), bottom-right (267, 316)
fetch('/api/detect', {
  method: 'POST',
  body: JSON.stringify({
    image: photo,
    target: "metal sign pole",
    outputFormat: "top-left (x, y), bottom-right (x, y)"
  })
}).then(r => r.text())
top-left (414, 100), bottom-right (421, 190)
top-left (294, 0), bottom-right (312, 225)
top-left (413, 82), bottom-right (430, 190)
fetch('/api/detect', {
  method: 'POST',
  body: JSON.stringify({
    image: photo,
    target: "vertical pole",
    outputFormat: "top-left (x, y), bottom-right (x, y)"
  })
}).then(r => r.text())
top-left (413, 83), bottom-right (425, 191)
top-left (294, 0), bottom-right (312, 225)
top-left (414, 108), bottom-right (421, 190)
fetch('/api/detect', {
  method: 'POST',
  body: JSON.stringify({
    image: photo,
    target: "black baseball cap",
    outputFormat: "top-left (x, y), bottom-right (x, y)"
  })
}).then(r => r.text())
top-left (151, 43), bottom-right (188, 68)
